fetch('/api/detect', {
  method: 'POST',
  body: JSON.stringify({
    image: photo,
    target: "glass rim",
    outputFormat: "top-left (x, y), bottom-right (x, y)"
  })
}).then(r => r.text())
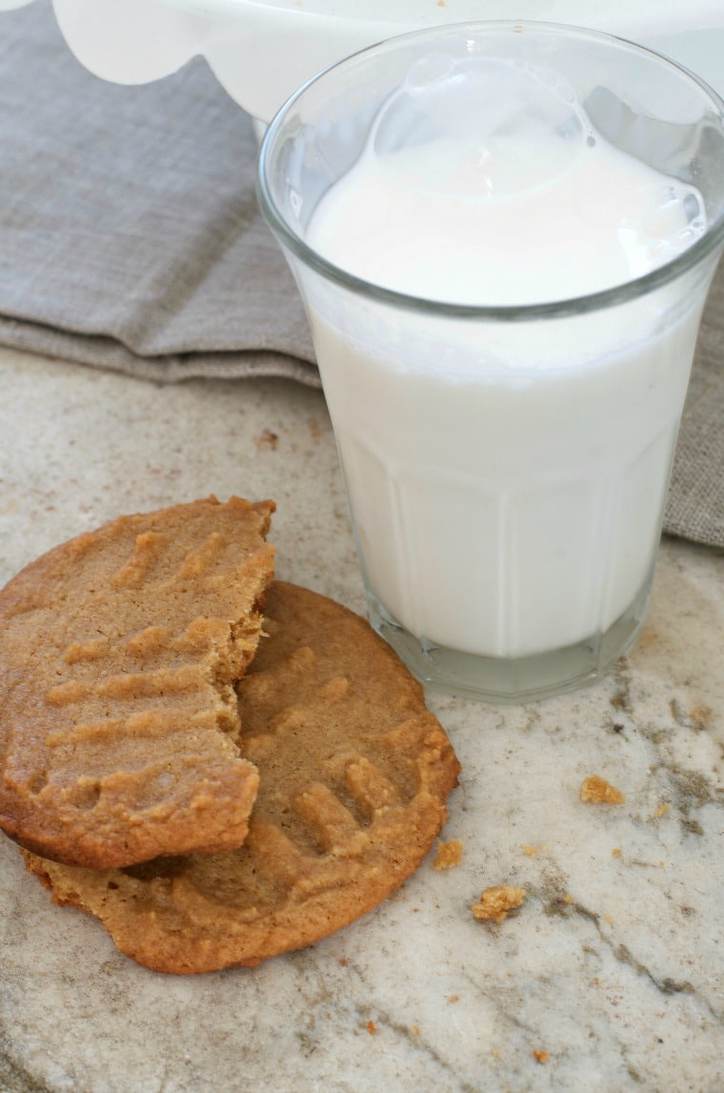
top-left (257, 18), bottom-right (724, 322)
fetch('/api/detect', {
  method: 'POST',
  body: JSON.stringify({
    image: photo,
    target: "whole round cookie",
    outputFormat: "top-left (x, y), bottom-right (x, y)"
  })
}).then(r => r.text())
top-left (1, 496), bottom-right (275, 869)
top-left (25, 582), bottom-right (461, 973)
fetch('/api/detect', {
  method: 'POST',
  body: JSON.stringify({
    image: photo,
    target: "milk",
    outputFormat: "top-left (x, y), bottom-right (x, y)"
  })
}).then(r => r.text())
top-left (302, 58), bottom-right (709, 659)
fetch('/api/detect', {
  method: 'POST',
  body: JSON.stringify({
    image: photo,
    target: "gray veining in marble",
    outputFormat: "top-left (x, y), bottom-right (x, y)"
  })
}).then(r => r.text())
top-left (0, 349), bottom-right (722, 1093)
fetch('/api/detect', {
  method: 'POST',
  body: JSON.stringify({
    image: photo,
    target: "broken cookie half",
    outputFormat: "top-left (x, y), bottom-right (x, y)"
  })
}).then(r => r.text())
top-left (0, 496), bottom-right (274, 869)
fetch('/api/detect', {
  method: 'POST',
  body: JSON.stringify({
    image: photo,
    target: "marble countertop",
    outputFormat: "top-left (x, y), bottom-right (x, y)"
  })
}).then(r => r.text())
top-left (0, 348), bottom-right (722, 1093)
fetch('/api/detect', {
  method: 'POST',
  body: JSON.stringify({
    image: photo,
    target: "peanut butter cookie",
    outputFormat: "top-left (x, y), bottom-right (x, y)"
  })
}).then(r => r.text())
top-left (25, 582), bottom-right (460, 973)
top-left (1, 496), bottom-right (274, 868)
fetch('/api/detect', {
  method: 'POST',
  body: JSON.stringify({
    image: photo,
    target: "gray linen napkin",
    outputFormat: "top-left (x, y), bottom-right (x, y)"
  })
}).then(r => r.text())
top-left (0, 0), bottom-right (317, 386)
top-left (0, 1), bottom-right (722, 546)
top-left (666, 294), bottom-right (724, 548)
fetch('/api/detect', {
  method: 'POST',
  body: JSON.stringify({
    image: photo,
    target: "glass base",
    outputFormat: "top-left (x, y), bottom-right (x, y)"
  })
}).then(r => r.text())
top-left (366, 582), bottom-right (652, 704)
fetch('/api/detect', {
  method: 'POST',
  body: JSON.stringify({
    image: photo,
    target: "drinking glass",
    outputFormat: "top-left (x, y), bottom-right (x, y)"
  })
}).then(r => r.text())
top-left (258, 21), bottom-right (724, 701)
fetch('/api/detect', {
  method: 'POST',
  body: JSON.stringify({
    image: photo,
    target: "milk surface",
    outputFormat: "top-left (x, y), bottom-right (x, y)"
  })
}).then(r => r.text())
top-left (303, 58), bottom-right (708, 657)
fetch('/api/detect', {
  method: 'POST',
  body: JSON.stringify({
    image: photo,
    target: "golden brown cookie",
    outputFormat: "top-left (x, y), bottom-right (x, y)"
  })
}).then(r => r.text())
top-left (1, 496), bottom-right (275, 869)
top-left (24, 582), bottom-right (460, 973)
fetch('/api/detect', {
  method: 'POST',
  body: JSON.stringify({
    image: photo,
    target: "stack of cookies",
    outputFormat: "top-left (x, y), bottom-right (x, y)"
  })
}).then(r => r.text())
top-left (0, 497), bottom-right (460, 974)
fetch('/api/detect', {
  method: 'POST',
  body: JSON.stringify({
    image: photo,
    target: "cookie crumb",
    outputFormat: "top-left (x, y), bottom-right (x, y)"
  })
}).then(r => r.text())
top-left (603, 913), bottom-right (615, 926)
top-left (521, 843), bottom-right (543, 857)
top-left (689, 704), bottom-right (712, 731)
top-left (366, 1020), bottom-right (377, 1036)
top-left (563, 893), bottom-right (574, 905)
top-left (654, 802), bottom-right (670, 818)
top-left (433, 838), bottom-right (463, 870)
top-left (533, 1049), bottom-right (550, 1064)
top-left (472, 885), bottom-right (526, 924)
top-left (580, 775), bottom-right (624, 805)
top-left (255, 429), bottom-right (279, 450)
top-left (611, 847), bottom-right (622, 859)
top-left (447, 994), bottom-right (460, 1004)
top-left (410, 1024), bottom-right (421, 1037)
top-left (338, 957), bottom-right (349, 967)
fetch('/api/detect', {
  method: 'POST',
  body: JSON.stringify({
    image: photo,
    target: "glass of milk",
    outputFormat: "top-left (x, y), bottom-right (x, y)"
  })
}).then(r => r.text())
top-left (258, 22), bottom-right (724, 702)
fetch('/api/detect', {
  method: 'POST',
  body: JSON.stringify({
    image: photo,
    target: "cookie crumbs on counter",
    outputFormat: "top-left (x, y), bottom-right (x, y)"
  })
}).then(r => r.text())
top-left (654, 802), bottom-right (670, 818)
top-left (366, 1021), bottom-right (377, 1036)
top-left (409, 1025), bottom-right (421, 1038)
top-left (611, 847), bottom-right (623, 859)
top-left (580, 775), bottom-right (624, 804)
top-left (447, 994), bottom-right (460, 1004)
top-left (689, 704), bottom-right (712, 731)
top-left (521, 843), bottom-right (543, 857)
top-left (255, 429), bottom-right (279, 450)
top-left (433, 838), bottom-right (463, 870)
top-left (472, 885), bottom-right (526, 924)
top-left (338, 957), bottom-right (349, 967)
top-left (533, 1050), bottom-right (550, 1064)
